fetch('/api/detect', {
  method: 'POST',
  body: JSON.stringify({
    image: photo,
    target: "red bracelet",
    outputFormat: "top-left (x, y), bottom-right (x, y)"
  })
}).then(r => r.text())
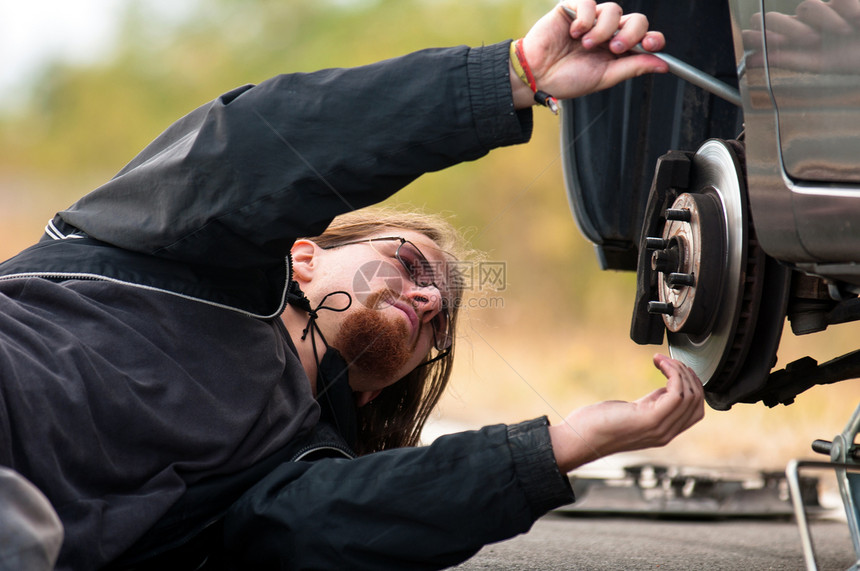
top-left (513, 38), bottom-right (559, 114)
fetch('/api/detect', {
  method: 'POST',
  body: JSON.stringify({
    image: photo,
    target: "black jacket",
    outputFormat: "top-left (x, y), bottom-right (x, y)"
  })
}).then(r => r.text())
top-left (0, 41), bottom-right (574, 570)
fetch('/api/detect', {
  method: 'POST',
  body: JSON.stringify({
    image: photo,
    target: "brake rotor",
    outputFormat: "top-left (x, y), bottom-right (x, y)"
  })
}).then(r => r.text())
top-left (632, 139), bottom-right (791, 408)
top-left (675, 141), bottom-right (762, 387)
top-left (642, 140), bottom-right (766, 391)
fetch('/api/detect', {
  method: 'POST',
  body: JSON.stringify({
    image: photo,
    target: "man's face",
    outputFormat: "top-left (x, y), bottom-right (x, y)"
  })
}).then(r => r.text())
top-left (300, 230), bottom-right (450, 394)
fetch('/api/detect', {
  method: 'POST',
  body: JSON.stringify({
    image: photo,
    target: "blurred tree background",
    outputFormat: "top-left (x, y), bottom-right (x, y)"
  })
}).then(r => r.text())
top-left (1, 0), bottom-right (857, 468)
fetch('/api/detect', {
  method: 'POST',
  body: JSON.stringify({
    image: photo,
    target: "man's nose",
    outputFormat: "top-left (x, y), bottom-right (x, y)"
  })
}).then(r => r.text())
top-left (405, 283), bottom-right (442, 322)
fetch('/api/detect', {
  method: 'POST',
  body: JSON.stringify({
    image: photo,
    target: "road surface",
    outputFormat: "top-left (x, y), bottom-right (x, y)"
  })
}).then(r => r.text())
top-left (451, 512), bottom-right (855, 570)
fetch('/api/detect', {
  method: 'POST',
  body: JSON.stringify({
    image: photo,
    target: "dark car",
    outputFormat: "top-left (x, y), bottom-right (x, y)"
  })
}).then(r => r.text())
top-left (562, 0), bottom-right (860, 411)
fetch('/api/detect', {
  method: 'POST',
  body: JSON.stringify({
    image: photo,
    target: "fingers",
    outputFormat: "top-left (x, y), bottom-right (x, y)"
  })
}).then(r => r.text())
top-left (640, 31), bottom-right (666, 53)
top-left (652, 353), bottom-right (685, 388)
top-left (830, 0), bottom-right (860, 24)
top-left (797, 0), bottom-right (855, 34)
top-left (612, 14), bottom-right (662, 54)
top-left (651, 353), bottom-right (705, 435)
top-left (584, 3), bottom-right (624, 49)
top-left (560, 0), bottom-right (597, 39)
top-left (597, 54), bottom-right (669, 87)
top-left (660, 354), bottom-right (704, 404)
top-left (559, 1), bottom-right (664, 53)
top-left (747, 0), bottom-right (857, 51)
top-left (758, 11), bottom-right (821, 46)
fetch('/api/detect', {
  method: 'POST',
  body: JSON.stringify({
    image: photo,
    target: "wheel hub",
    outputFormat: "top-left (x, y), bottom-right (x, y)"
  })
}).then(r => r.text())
top-left (649, 189), bottom-right (725, 337)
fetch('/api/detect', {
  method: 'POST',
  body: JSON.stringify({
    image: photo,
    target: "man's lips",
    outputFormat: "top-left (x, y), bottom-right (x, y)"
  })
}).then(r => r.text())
top-left (391, 300), bottom-right (419, 340)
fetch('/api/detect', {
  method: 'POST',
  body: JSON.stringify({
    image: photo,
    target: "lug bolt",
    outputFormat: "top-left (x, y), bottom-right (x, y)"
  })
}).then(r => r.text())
top-left (667, 272), bottom-right (695, 287)
top-left (666, 208), bottom-right (692, 222)
top-left (651, 250), bottom-right (679, 274)
top-left (648, 301), bottom-right (674, 315)
top-left (645, 237), bottom-right (668, 250)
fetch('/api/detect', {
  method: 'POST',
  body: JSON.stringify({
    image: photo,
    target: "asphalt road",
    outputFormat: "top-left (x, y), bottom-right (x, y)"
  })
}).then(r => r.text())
top-left (450, 513), bottom-right (856, 570)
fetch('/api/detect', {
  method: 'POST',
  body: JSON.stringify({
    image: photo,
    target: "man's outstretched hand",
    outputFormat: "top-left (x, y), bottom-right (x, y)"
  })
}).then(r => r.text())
top-left (511, 0), bottom-right (669, 108)
top-left (549, 354), bottom-right (705, 473)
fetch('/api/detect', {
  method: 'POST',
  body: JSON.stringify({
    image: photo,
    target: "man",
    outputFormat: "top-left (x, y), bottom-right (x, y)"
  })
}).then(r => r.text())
top-left (0, 1), bottom-right (703, 569)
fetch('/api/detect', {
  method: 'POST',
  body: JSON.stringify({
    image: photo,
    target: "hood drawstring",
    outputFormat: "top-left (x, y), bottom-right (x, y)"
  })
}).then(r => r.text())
top-left (286, 280), bottom-right (352, 367)
top-left (286, 280), bottom-right (357, 445)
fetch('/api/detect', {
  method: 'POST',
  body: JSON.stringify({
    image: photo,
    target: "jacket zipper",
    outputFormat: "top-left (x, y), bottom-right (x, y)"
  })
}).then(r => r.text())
top-left (0, 258), bottom-right (292, 320)
top-left (290, 442), bottom-right (355, 462)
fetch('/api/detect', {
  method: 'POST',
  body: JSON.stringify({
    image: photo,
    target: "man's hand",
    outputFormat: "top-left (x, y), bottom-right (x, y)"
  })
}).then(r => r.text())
top-left (549, 354), bottom-right (705, 473)
top-left (511, 0), bottom-right (669, 108)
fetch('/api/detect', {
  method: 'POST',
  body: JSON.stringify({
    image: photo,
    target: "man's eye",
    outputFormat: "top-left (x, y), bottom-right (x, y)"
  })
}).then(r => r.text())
top-left (399, 255), bottom-right (416, 272)
top-left (398, 251), bottom-right (420, 272)
top-left (407, 259), bottom-right (435, 283)
top-left (415, 261), bottom-right (434, 280)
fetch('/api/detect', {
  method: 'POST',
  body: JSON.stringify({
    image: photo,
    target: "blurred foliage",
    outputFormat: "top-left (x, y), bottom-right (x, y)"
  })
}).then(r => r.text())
top-left (0, 0), bottom-right (614, 325)
top-left (2, 0), bottom-right (548, 173)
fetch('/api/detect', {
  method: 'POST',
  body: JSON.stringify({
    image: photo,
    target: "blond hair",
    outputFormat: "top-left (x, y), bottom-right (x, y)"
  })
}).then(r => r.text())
top-left (306, 207), bottom-right (469, 454)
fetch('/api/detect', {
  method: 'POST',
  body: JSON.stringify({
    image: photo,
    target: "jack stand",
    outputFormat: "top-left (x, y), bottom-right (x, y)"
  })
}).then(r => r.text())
top-left (787, 402), bottom-right (860, 570)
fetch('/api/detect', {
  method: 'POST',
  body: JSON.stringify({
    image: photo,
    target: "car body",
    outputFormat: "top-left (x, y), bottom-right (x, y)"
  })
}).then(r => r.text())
top-left (562, 0), bottom-right (860, 409)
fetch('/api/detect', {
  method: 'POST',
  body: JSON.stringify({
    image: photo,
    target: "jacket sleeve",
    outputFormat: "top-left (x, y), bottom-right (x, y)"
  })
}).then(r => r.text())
top-left (220, 418), bottom-right (574, 570)
top-left (57, 42), bottom-right (532, 270)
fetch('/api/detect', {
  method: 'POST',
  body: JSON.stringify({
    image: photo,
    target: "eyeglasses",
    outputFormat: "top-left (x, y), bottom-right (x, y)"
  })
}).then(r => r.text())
top-left (323, 237), bottom-right (453, 359)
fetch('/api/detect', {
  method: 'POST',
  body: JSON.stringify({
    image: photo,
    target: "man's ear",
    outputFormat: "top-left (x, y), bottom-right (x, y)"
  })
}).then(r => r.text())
top-left (290, 240), bottom-right (319, 285)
